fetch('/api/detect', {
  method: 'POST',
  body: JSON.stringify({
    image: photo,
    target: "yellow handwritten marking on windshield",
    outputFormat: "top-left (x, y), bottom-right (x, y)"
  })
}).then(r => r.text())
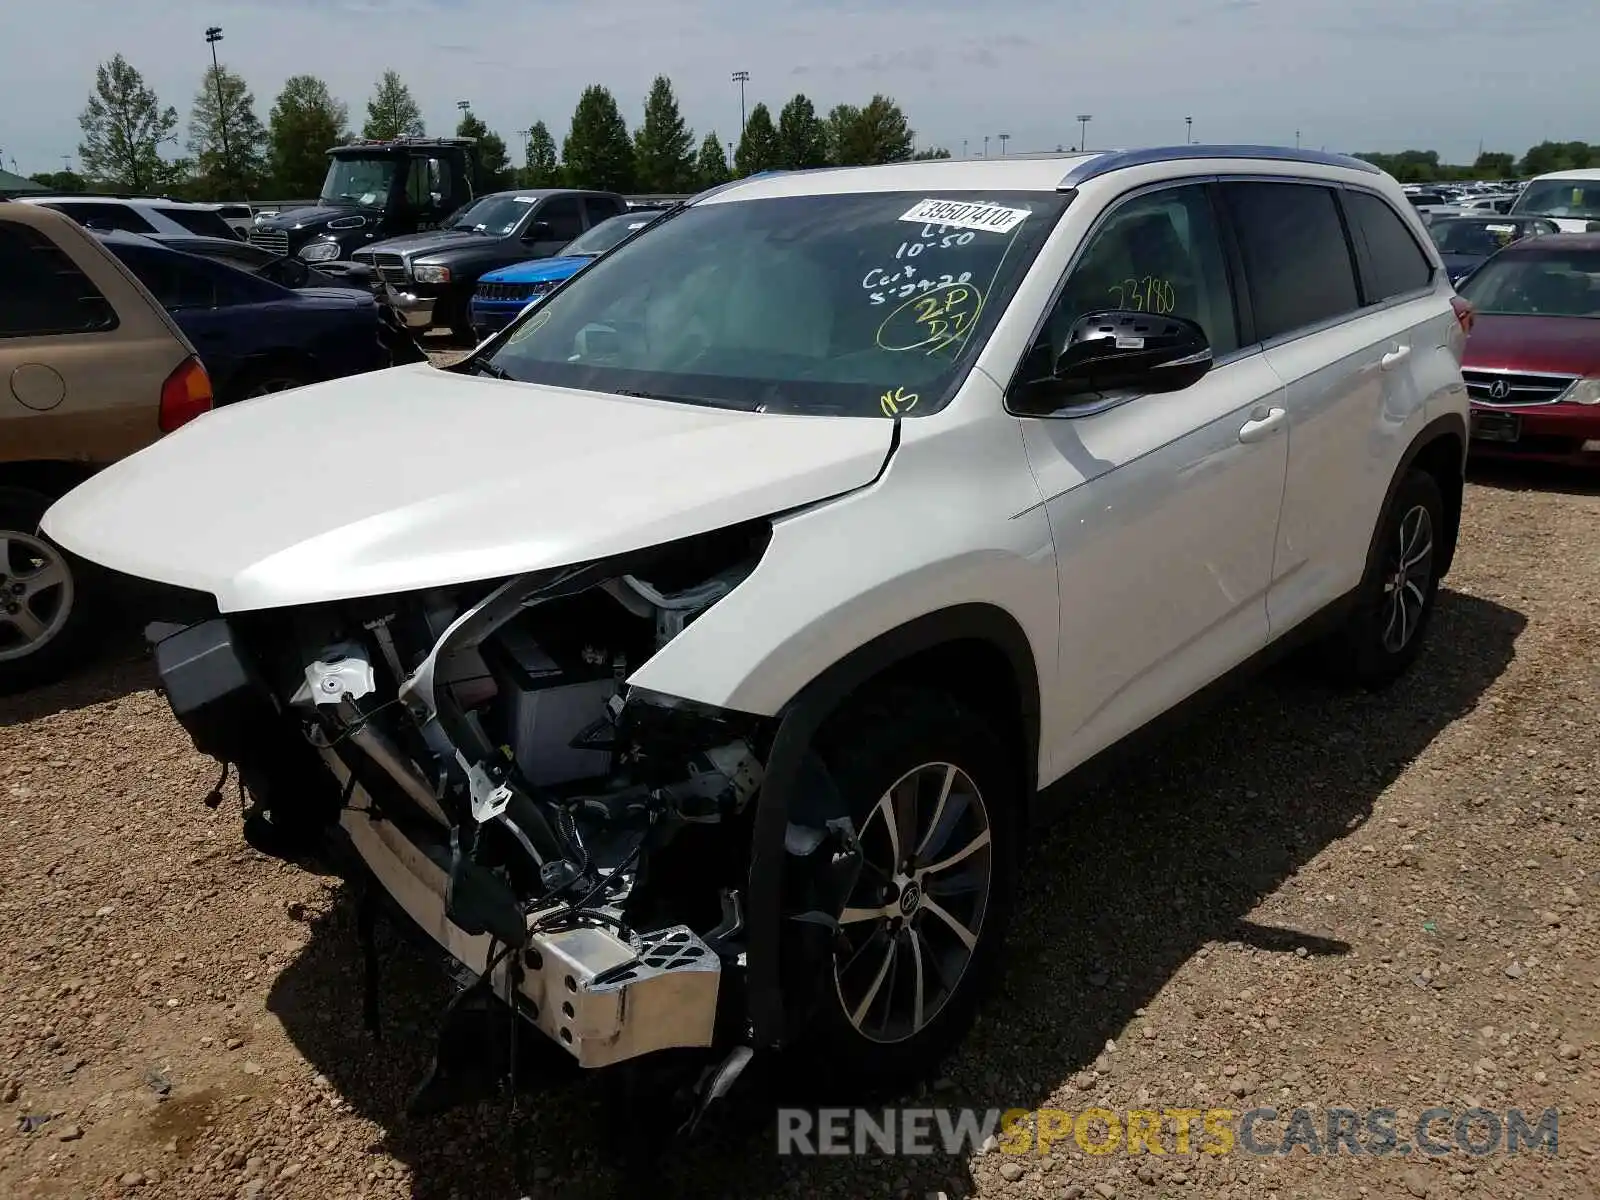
top-left (876, 282), bottom-right (984, 354)
top-left (880, 386), bottom-right (919, 416)
top-left (1108, 276), bottom-right (1176, 315)
top-left (506, 308), bottom-right (552, 344)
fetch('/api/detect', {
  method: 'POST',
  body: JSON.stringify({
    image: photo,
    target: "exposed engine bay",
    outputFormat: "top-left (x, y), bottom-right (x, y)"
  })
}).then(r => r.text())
top-left (145, 518), bottom-right (865, 1118)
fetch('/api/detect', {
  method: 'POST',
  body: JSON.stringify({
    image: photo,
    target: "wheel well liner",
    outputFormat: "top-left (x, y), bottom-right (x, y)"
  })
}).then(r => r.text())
top-left (1365, 412), bottom-right (1466, 585)
top-left (745, 603), bottom-right (1040, 1049)
top-left (0, 461), bottom-right (97, 502)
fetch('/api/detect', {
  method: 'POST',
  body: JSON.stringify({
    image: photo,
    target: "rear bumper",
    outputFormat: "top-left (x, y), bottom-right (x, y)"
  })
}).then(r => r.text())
top-left (326, 756), bottom-right (721, 1069)
top-left (1469, 401), bottom-right (1600, 463)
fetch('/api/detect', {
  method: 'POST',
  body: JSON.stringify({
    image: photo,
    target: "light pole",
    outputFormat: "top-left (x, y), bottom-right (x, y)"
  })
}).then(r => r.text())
top-left (1186, 116), bottom-right (1193, 144)
top-left (962, 138), bottom-right (968, 158)
top-left (457, 99), bottom-right (471, 127)
top-left (204, 27), bottom-right (233, 196)
top-left (1294, 129), bottom-right (1301, 148)
top-left (998, 133), bottom-right (1010, 156)
top-left (982, 135), bottom-right (989, 157)
top-left (731, 71), bottom-right (750, 139)
top-left (1076, 114), bottom-right (1093, 152)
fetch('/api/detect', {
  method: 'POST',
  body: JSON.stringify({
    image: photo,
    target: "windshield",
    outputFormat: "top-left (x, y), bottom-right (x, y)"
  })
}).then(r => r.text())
top-left (1457, 249), bottom-right (1600, 317)
top-left (1511, 179), bottom-right (1600, 220)
top-left (320, 156), bottom-right (400, 208)
top-left (480, 191), bottom-right (1069, 417)
top-left (1429, 219), bottom-right (1545, 256)
top-left (445, 194), bottom-right (536, 235)
top-left (563, 213), bottom-right (658, 257)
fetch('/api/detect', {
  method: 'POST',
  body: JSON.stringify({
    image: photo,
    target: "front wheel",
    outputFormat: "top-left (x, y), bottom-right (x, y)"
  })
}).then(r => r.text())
top-left (0, 487), bottom-right (95, 694)
top-left (798, 686), bottom-right (1019, 1090)
top-left (1324, 467), bottom-right (1445, 689)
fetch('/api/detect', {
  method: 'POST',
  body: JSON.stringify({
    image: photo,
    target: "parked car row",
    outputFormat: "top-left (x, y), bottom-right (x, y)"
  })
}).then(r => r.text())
top-left (0, 198), bottom-right (426, 690)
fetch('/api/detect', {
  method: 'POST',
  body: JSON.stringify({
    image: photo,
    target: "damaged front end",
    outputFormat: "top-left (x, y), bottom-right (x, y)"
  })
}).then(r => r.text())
top-left (150, 519), bottom-right (825, 1111)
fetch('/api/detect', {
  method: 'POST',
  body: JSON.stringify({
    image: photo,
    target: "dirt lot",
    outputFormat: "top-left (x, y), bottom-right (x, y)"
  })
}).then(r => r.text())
top-left (2, 464), bottom-right (1597, 1200)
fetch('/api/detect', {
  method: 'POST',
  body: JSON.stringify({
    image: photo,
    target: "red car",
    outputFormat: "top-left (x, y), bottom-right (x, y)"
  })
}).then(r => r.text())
top-left (1456, 233), bottom-right (1600, 464)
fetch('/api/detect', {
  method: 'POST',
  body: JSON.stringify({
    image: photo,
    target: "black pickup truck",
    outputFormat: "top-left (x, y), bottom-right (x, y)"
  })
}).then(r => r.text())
top-left (348, 188), bottom-right (629, 337)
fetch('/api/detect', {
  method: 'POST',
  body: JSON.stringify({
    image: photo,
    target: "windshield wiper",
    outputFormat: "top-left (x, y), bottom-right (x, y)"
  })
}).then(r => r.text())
top-left (463, 359), bottom-right (513, 380)
top-left (611, 387), bottom-right (744, 410)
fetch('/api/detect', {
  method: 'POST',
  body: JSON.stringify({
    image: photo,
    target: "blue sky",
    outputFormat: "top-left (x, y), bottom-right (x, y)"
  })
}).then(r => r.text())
top-left (0, 0), bottom-right (1592, 180)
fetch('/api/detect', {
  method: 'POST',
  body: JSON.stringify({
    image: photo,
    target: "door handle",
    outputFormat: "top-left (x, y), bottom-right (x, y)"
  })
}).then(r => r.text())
top-left (1238, 407), bottom-right (1287, 444)
top-left (1381, 345), bottom-right (1411, 371)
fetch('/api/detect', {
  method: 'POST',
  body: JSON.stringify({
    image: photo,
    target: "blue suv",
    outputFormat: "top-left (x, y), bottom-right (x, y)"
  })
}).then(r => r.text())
top-left (469, 211), bottom-right (663, 339)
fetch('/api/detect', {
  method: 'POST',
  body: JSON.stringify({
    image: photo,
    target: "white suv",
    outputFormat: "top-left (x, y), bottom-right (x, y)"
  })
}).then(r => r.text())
top-left (17, 195), bottom-right (240, 241)
top-left (41, 147), bottom-right (1469, 1109)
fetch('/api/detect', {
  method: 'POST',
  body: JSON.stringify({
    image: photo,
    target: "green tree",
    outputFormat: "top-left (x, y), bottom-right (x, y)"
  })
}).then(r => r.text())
top-left (188, 64), bottom-right (268, 198)
top-left (695, 131), bottom-right (730, 188)
top-left (734, 103), bottom-right (780, 176)
top-left (912, 146), bottom-right (952, 160)
top-left (1520, 140), bottom-right (1596, 176)
top-left (1472, 151), bottom-right (1516, 179)
top-left (77, 54), bottom-right (180, 193)
top-left (362, 70), bottom-right (423, 140)
top-left (457, 110), bottom-right (511, 191)
top-left (563, 85), bottom-right (634, 191)
top-left (824, 103), bottom-right (862, 165)
top-left (848, 95), bottom-right (915, 164)
top-left (269, 75), bottom-right (349, 198)
top-left (29, 170), bottom-right (87, 192)
top-left (522, 120), bottom-right (560, 186)
top-left (775, 94), bottom-right (827, 170)
top-left (633, 75), bottom-right (696, 192)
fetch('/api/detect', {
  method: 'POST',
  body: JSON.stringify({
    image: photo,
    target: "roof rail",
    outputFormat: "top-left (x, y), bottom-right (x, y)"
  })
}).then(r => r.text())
top-left (1058, 144), bottom-right (1381, 189)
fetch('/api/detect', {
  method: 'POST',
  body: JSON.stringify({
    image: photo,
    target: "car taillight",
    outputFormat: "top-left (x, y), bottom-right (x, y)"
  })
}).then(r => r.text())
top-left (159, 356), bottom-right (213, 432)
top-left (1450, 296), bottom-right (1475, 336)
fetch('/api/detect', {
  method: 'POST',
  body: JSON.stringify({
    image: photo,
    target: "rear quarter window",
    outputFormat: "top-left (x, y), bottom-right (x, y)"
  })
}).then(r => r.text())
top-left (1223, 181), bottom-right (1361, 341)
top-left (0, 221), bottom-right (120, 337)
top-left (50, 202), bottom-right (157, 234)
top-left (1345, 191), bottom-right (1434, 301)
top-left (156, 207), bottom-right (238, 240)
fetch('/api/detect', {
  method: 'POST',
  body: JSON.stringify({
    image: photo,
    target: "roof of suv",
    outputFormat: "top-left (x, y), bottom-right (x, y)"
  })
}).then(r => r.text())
top-left (19, 194), bottom-right (229, 210)
top-left (697, 145), bottom-right (1384, 202)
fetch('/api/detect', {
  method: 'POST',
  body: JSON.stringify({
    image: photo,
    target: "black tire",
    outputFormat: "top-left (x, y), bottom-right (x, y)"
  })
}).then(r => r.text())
top-left (0, 486), bottom-right (97, 695)
top-left (793, 685), bottom-right (1019, 1093)
top-left (1323, 468), bottom-right (1445, 689)
top-left (229, 364), bottom-right (314, 405)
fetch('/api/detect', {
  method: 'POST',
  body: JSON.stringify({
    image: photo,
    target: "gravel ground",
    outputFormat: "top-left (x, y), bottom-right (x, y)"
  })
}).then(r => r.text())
top-left (2, 464), bottom-right (1597, 1200)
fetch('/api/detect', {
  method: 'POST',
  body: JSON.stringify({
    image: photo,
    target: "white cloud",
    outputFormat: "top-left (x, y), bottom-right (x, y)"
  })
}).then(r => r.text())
top-left (1, 0), bottom-right (1593, 179)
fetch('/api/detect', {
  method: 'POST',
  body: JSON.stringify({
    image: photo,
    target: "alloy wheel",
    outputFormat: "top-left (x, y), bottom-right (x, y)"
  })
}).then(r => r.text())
top-left (245, 377), bottom-right (304, 398)
top-left (1380, 504), bottom-right (1434, 654)
top-left (0, 530), bottom-right (74, 663)
top-left (833, 761), bottom-right (993, 1045)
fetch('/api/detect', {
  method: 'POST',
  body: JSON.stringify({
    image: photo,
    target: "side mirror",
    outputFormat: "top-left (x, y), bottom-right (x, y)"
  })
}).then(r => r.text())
top-left (1020, 311), bottom-right (1212, 412)
top-left (524, 220), bottom-right (553, 241)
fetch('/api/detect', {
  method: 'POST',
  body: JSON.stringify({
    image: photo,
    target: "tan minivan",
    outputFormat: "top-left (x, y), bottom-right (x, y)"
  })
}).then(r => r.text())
top-left (1, 200), bottom-right (213, 692)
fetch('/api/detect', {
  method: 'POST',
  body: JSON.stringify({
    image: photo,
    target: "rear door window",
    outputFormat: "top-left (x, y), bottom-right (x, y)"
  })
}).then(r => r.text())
top-left (537, 197), bottom-right (585, 242)
top-left (584, 196), bottom-right (624, 226)
top-left (155, 206), bottom-right (237, 240)
top-left (49, 201), bottom-right (157, 234)
top-left (1222, 182), bottom-right (1361, 341)
top-left (106, 244), bottom-right (217, 311)
top-left (0, 222), bottom-right (119, 336)
top-left (1344, 191), bottom-right (1434, 301)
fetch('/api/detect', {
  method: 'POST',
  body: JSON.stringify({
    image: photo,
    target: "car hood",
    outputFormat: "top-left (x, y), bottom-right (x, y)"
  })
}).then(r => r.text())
top-left (1463, 314), bottom-right (1600, 378)
top-left (260, 204), bottom-right (360, 230)
top-left (42, 364), bottom-right (894, 612)
top-left (364, 230), bottom-right (495, 258)
top-left (482, 255), bottom-right (590, 286)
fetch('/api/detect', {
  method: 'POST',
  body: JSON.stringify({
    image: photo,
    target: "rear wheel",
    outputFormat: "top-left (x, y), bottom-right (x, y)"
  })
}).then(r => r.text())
top-left (797, 686), bottom-right (1018, 1091)
top-left (0, 487), bottom-right (95, 694)
top-left (236, 368), bottom-right (313, 401)
top-left (1323, 468), bottom-right (1445, 688)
